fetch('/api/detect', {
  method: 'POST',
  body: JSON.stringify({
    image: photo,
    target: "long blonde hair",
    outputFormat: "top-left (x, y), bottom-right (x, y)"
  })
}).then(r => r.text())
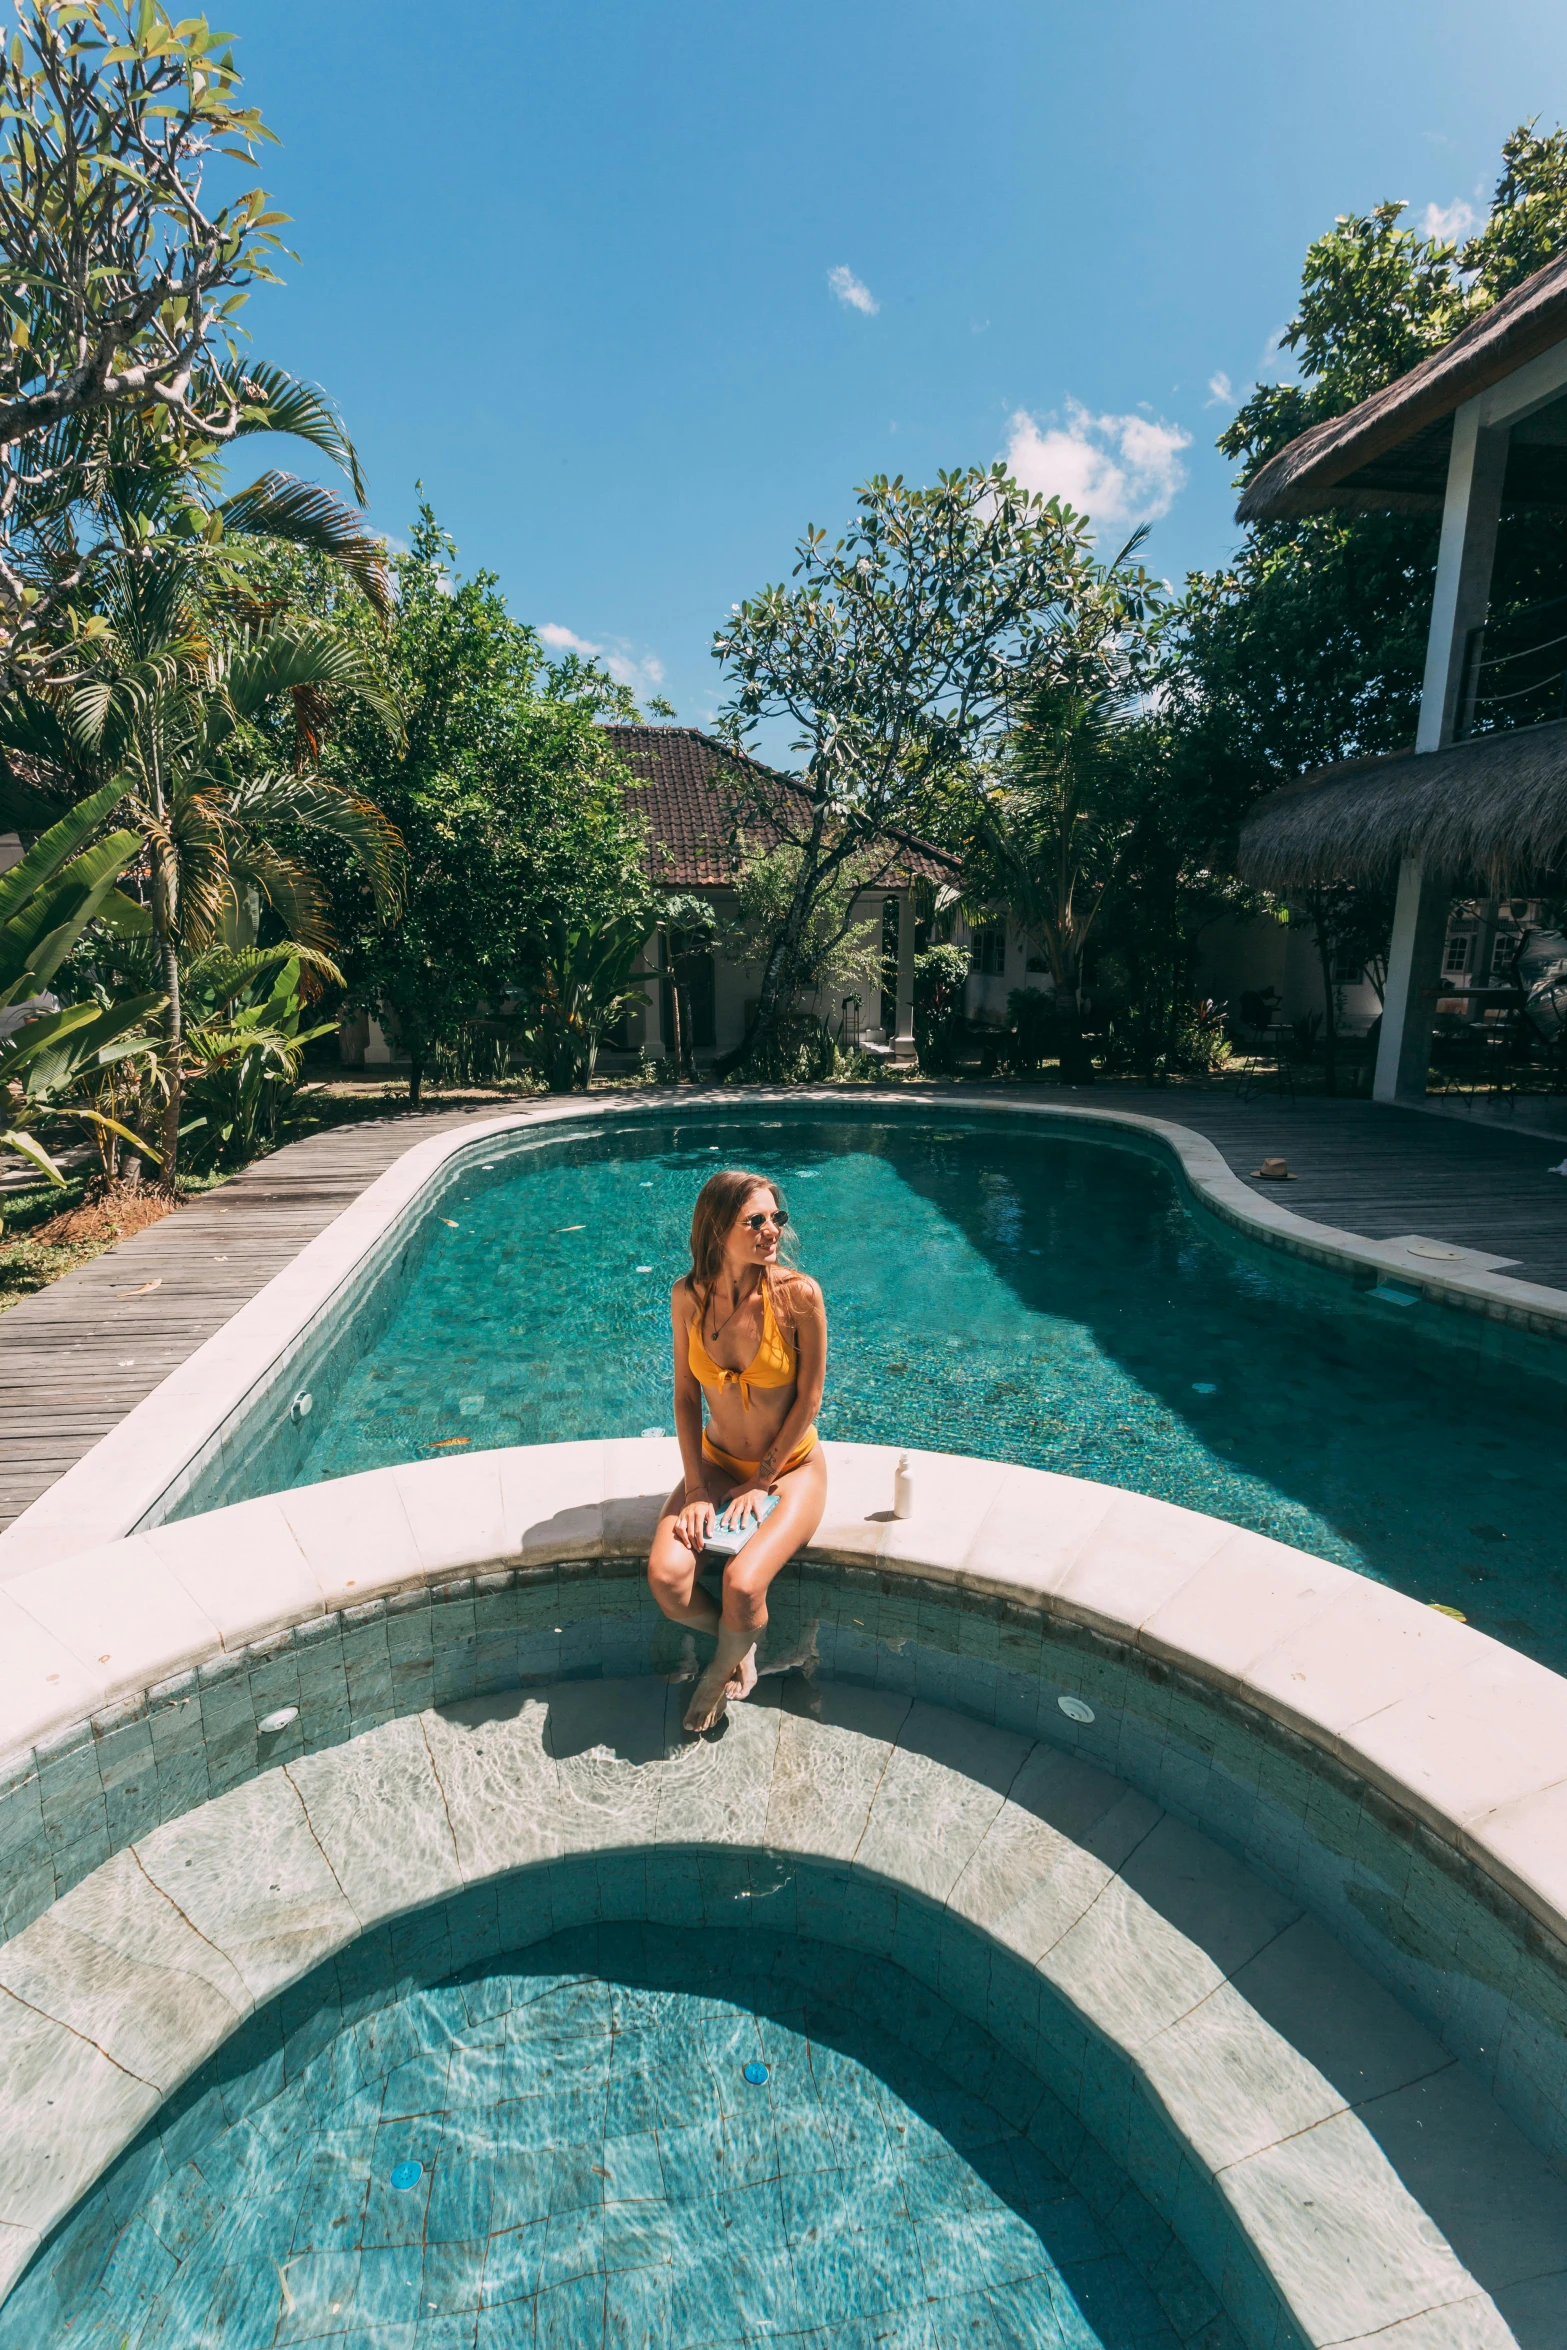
top-left (686, 1167), bottom-right (799, 1326)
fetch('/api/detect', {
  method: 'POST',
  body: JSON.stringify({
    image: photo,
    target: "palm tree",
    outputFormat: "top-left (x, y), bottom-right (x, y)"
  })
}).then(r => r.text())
top-left (970, 538), bottom-right (1162, 1084)
top-left (0, 380), bottom-right (404, 1180)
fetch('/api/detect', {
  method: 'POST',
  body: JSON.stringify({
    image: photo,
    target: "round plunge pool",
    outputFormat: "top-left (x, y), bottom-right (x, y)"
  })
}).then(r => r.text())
top-left (179, 1110), bottom-right (1567, 1672)
top-left (6, 1914), bottom-right (1216, 2350)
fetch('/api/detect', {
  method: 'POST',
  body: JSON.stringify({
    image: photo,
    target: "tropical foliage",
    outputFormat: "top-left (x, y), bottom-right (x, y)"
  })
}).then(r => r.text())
top-left (520, 912), bottom-right (650, 1095)
top-left (294, 509), bottom-right (655, 1101)
top-left (961, 535), bottom-right (1165, 1082)
top-left (0, 777), bottom-right (162, 1179)
top-left (713, 466), bottom-right (1117, 1072)
top-left (0, 2), bottom-right (303, 683)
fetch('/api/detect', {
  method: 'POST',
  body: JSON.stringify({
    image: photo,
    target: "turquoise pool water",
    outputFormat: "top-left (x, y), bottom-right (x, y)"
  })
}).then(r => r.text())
top-left (198, 1112), bottom-right (1567, 1671)
top-left (8, 1923), bottom-right (1194, 2350)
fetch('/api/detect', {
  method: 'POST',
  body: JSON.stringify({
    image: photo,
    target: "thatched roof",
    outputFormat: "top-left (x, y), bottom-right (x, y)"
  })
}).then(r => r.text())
top-left (1237, 252), bottom-right (1567, 524)
top-left (1236, 719), bottom-right (1567, 889)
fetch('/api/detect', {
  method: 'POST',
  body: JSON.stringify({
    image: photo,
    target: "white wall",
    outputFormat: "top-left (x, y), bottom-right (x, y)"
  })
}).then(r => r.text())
top-left (961, 915), bottom-right (1052, 1026)
top-left (1198, 909), bottom-right (1380, 1036)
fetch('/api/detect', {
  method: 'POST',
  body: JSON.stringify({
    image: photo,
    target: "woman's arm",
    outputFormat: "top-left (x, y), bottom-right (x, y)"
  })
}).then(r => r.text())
top-left (754, 1276), bottom-right (827, 1483)
top-left (670, 1281), bottom-right (716, 1550)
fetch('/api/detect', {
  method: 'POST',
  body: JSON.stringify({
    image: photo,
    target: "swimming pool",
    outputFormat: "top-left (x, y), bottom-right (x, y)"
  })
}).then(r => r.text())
top-left (178, 1110), bottom-right (1567, 1672)
top-left (6, 1920), bottom-right (1193, 2350)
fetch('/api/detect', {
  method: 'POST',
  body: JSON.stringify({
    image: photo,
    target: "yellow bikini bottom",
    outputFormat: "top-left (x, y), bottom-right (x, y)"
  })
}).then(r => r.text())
top-left (702, 1427), bottom-right (818, 1482)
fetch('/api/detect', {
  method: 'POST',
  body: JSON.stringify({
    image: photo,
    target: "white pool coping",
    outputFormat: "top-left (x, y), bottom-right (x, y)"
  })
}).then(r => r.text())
top-left (3, 1085), bottom-right (1565, 1583)
top-left (3, 1438), bottom-right (1566, 1967)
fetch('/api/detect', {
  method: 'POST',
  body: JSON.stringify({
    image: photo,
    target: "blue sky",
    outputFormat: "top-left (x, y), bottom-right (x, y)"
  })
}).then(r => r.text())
top-left (221, 0), bottom-right (1567, 734)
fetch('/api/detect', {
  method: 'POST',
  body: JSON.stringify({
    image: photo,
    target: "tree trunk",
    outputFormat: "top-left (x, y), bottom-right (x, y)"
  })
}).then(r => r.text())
top-left (152, 844), bottom-right (183, 1192)
top-left (745, 852), bottom-right (820, 1072)
top-left (1312, 908), bottom-right (1340, 1099)
top-left (1055, 948), bottom-right (1093, 1085)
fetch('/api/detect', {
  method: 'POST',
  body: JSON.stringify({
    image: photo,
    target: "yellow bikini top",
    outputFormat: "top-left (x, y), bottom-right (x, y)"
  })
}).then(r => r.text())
top-left (687, 1274), bottom-right (795, 1410)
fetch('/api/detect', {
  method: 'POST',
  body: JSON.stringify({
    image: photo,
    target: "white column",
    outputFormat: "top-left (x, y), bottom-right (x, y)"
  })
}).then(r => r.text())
top-left (891, 891), bottom-right (917, 1064)
top-left (1373, 856), bottom-right (1453, 1103)
top-left (1416, 404), bottom-right (1509, 751)
top-left (637, 931), bottom-right (663, 1058)
top-left (1373, 403), bottom-right (1507, 1105)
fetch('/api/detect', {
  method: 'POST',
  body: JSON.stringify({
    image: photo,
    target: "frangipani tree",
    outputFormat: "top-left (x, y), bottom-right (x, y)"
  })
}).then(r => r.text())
top-left (714, 467), bottom-right (1113, 1071)
top-left (0, 0), bottom-right (308, 679)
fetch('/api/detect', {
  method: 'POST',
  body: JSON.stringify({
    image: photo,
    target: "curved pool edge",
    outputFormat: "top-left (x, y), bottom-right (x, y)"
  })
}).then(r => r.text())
top-left (1, 1439), bottom-right (1564, 1998)
top-left (3, 1085), bottom-right (1565, 1582)
top-left (3, 1479), bottom-right (1562, 2346)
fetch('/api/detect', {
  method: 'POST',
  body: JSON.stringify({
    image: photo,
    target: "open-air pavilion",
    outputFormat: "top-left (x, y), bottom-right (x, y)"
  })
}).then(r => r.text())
top-left (1237, 249), bottom-right (1567, 1103)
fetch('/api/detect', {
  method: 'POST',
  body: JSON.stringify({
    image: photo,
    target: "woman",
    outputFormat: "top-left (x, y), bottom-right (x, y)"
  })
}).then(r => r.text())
top-left (648, 1167), bottom-right (828, 1735)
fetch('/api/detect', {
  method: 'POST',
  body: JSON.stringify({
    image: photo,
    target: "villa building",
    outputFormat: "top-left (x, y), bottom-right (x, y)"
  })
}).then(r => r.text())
top-left (342, 724), bottom-right (1021, 1073)
top-left (599, 724), bottom-right (973, 1070)
top-left (1236, 249), bottom-right (1567, 1101)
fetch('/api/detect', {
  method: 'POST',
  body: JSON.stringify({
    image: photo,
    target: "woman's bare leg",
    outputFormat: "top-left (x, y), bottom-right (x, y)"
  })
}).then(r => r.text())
top-left (647, 1468), bottom-right (741, 1637)
top-left (683, 1448), bottom-right (828, 1734)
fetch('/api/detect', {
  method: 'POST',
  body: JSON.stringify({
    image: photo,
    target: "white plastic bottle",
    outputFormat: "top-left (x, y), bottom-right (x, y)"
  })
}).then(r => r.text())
top-left (893, 1453), bottom-right (914, 1520)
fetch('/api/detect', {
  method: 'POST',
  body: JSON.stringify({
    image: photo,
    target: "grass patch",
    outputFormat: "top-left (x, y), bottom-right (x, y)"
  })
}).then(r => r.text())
top-left (0, 1165), bottom-right (234, 1316)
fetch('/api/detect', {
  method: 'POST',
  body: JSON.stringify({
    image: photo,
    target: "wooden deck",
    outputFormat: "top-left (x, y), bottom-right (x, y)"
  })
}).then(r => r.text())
top-left (1090, 1086), bottom-right (1567, 1288)
top-left (2, 1084), bottom-right (1565, 1538)
top-left (0, 1105), bottom-right (502, 1537)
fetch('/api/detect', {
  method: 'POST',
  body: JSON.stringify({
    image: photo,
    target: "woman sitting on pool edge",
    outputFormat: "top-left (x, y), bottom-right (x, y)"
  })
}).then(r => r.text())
top-left (648, 1167), bottom-right (828, 1735)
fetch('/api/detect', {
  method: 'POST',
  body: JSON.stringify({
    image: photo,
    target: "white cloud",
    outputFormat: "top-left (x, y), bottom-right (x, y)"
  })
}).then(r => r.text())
top-left (1422, 197), bottom-right (1478, 244)
top-left (828, 264), bottom-right (879, 316)
top-left (539, 620), bottom-right (665, 697)
top-left (538, 622), bottom-right (598, 657)
top-left (1003, 401), bottom-right (1192, 531)
top-left (1205, 370), bottom-right (1233, 407)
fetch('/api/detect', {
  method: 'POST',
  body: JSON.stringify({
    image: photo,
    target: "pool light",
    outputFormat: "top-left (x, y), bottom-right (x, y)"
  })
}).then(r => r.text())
top-left (1058, 1694), bottom-right (1095, 1725)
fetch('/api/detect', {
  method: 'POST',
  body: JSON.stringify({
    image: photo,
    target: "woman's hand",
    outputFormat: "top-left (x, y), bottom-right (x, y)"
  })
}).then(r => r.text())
top-left (674, 1490), bottom-right (717, 1552)
top-left (718, 1482), bottom-right (774, 1533)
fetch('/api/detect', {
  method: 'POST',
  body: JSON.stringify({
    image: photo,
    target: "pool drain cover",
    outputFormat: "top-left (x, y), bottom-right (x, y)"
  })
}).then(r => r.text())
top-left (742, 2061), bottom-right (769, 2086)
top-left (390, 2161), bottom-right (422, 2190)
top-left (1058, 1695), bottom-right (1095, 1725)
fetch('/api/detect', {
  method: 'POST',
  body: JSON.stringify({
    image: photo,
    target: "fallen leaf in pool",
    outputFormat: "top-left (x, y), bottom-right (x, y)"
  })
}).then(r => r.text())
top-left (429, 1437), bottom-right (470, 1449)
top-left (557, 1225), bottom-right (585, 1232)
top-left (1429, 1603), bottom-right (1467, 1621)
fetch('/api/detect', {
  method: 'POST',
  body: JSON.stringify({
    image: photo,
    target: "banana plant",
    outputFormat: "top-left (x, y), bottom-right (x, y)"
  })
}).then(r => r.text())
top-left (179, 945), bottom-right (341, 1169)
top-left (1, 778), bottom-right (165, 1183)
top-left (519, 912), bottom-right (652, 1092)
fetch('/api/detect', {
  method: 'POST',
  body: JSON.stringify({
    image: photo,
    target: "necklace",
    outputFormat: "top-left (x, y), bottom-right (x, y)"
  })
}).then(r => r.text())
top-left (706, 1275), bottom-right (758, 1343)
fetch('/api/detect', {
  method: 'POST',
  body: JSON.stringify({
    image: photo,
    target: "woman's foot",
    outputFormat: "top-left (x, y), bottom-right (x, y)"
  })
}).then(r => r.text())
top-left (683, 1658), bottom-right (733, 1735)
top-left (682, 1636), bottom-right (757, 1734)
top-left (724, 1645), bottom-right (759, 1704)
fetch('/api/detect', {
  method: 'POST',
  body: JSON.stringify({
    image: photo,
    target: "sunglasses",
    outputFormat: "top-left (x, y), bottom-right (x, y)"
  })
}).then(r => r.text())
top-left (740, 1208), bottom-right (789, 1231)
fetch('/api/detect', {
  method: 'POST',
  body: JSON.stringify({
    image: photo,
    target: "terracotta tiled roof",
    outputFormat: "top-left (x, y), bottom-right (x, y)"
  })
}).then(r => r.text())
top-left (599, 725), bottom-right (959, 890)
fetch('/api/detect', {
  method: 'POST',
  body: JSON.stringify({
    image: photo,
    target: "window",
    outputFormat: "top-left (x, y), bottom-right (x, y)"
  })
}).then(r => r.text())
top-left (969, 924), bottom-right (1007, 977)
top-left (1333, 949), bottom-right (1365, 986)
top-left (1490, 929), bottom-right (1523, 985)
top-left (1442, 928), bottom-right (1474, 977)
